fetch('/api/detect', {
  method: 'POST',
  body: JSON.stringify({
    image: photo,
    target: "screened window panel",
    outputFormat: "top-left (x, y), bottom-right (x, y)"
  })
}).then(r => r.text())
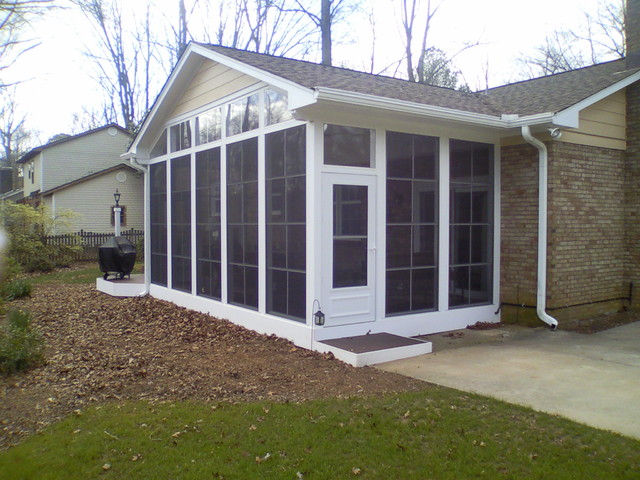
top-left (227, 138), bottom-right (259, 310)
top-left (449, 139), bottom-right (494, 308)
top-left (150, 163), bottom-right (167, 286)
top-left (265, 126), bottom-right (306, 321)
top-left (171, 155), bottom-right (191, 293)
top-left (385, 131), bottom-right (439, 315)
top-left (196, 147), bottom-right (221, 300)
top-left (324, 124), bottom-right (373, 167)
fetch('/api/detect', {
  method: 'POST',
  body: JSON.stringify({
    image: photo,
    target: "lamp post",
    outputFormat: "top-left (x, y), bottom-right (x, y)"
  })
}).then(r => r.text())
top-left (113, 189), bottom-right (122, 236)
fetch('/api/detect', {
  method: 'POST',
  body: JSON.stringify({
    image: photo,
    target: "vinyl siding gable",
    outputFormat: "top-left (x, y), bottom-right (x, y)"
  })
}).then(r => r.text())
top-left (170, 59), bottom-right (261, 118)
top-left (42, 128), bottom-right (133, 192)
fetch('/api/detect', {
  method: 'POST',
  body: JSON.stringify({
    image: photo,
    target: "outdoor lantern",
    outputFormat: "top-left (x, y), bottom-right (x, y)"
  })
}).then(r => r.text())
top-left (113, 189), bottom-right (121, 207)
top-left (313, 308), bottom-right (325, 326)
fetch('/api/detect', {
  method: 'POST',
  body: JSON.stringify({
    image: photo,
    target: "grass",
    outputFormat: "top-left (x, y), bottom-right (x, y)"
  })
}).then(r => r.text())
top-left (27, 263), bottom-right (144, 286)
top-left (0, 390), bottom-right (638, 480)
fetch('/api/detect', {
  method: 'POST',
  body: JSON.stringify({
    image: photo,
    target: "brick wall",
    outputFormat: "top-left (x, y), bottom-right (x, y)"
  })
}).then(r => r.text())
top-left (500, 141), bottom-right (629, 324)
top-left (500, 144), bottom-right (539, 319)
top-left (546, 142), bottom-right (628, 308)
top-left (626, 80), bottom-right (640, 309)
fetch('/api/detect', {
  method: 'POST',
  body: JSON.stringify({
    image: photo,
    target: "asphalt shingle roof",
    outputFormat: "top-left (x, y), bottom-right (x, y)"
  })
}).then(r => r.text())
top-left (484, 59), bottom-right (640, 115)
top-left (201, 44), bottom-right (640, 118)
top-left (202, 44), bottom-right (501, 116)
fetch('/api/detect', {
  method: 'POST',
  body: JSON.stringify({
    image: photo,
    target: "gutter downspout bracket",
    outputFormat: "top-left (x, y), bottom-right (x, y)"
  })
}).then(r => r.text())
top-left (521, 126), bottom-right (559, 330)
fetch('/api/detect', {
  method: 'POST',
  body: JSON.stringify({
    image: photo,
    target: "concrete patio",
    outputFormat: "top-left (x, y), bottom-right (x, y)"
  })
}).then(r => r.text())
top-left (377, 321), bottom-right (640, 440)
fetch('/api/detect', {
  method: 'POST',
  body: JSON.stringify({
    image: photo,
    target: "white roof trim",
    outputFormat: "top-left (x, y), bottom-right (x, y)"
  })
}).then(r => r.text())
top-left (553, 69), bottom-right (640, 128)
top-left (311, 87), bottom-right (557, 129)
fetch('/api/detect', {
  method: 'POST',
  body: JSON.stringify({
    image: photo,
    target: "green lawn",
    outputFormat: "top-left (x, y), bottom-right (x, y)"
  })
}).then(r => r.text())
top-left (4, 265), bottom-right (639, 478)
top-left (1, 390), bottom-right (638, 479)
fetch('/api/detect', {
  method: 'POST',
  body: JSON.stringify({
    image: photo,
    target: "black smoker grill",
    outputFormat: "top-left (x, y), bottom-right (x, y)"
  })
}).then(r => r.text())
top-left (98, 236), bottom-right (137, 280)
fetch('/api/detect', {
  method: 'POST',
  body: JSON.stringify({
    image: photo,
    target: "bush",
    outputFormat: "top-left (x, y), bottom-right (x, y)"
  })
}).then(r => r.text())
top-left (0, 203), bottom-right (80, 270)
top-left (24, 256), bottom-right (55, 273)
top-left (3, 279), bottom-right (32, 300)
top-left (0, 309), bottom-right (44, 375)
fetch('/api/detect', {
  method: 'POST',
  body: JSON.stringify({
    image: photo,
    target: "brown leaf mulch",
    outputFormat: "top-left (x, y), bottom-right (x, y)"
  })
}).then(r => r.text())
top-left (0, 284), bottom-right (426, 450)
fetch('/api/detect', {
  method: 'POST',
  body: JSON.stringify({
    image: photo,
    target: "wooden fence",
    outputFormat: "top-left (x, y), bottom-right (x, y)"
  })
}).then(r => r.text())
top-left (44, 229), bottom-right (144, 263)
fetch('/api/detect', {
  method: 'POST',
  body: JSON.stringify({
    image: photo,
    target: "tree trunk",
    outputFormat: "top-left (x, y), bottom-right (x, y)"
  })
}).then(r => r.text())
top-left (321, 0), bottom-right (332, 65)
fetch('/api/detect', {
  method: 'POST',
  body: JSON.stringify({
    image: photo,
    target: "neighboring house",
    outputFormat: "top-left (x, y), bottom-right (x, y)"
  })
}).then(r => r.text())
top-left (0, 166), bottom-right (12, 194)
top-left (17, 124), bottom-right (143, 233)
top-left (124, 1), bottom-right (640, 356)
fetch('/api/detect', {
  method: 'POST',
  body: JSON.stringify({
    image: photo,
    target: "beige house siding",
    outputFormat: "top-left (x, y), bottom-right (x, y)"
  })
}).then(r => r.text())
top-left (561, 90), bottom-right (626, 150)
top-left (46, 167), bottom-right (144, 234)
top-left (501, 90), bottom-right (627, 150)
top-left (42, 128), bottom-right (133, 192)
top-left (170, 60), bottom-right (260, 118)
top-left (23, 155), bottom-right (42, 197)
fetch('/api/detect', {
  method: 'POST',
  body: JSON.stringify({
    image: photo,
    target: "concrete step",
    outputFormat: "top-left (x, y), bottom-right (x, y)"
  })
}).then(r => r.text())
top-left (317, 333), bottom-right (432, 367)
top-left (96, 274), bottom-right (146, 297)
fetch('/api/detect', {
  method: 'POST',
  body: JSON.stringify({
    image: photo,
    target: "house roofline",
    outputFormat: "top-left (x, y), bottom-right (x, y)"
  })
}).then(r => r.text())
top-left (308, 87), bottom-right (560, 129)
top-left (18, 124), bottom-right (131, 165)
top-left (39, 163), bottom-right (141, 197)
top-left (553, 69), bottom-right (640, 127)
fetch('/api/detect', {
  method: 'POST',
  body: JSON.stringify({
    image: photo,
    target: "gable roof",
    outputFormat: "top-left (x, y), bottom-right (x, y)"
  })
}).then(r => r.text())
top-left (128, 43), bottom-right (640, 157)
top-left (18, 124), bottom-right (131, 164)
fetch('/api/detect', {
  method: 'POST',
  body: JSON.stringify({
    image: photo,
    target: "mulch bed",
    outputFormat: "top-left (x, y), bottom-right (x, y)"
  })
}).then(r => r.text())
top-left (0, 284), bottom-right (426, 450)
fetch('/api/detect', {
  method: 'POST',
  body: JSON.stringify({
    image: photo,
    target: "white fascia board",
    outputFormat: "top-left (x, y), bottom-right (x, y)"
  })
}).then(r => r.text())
top-left (313, 87), bottom-right (506, 127)
top-left (313, 87), bottom-right (561, 130)
top-left (553, 70), bottom-right (640, 128)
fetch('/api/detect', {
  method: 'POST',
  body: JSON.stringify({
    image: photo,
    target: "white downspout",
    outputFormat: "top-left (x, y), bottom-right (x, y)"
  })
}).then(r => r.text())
top-left (521, 126), bottom-right (558, 329)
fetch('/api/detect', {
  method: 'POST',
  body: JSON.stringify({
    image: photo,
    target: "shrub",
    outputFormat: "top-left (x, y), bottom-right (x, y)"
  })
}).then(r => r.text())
top-left (0, 309), bottom-right (44, 375)
top-left (0, 203), bottom-right (80, 270)
top-left (3, 279), bottom-right (32, 300)
top-left (24, 256), bottom-right (55, 273)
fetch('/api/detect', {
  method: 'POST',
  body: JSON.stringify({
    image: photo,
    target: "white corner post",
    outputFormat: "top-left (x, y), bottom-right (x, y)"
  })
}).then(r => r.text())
top-left (114, 188), bottom-right (122, 237)
top-left (521, 125), bottom-right (558, 329)
top-left (114, 206), bottom-right (122, 236)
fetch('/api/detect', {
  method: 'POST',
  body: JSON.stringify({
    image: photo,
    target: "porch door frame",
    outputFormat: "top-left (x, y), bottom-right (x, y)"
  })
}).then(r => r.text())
top-left (321, 172), bottom-right (377, 327)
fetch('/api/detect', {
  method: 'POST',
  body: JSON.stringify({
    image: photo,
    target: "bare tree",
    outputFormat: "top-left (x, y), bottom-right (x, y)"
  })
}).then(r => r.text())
top-left (520, 0), bottom-right (625, 77)
top-left (400, 0), bottom-right (442, 82)
top-left (0, 87), bottom-right (33, 189)
top-left (288, 0), bottom-right (357, 65)
top-left (0, 0), bottom-right (54, 88)
top-left (190, 0), bottom-right (316, 58)
top-left (71, 0), bottom-right (163, 131)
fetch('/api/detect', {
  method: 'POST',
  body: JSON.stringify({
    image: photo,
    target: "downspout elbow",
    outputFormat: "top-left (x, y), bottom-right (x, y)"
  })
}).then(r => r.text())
top-left (521, 126), bottom-right (558, 330)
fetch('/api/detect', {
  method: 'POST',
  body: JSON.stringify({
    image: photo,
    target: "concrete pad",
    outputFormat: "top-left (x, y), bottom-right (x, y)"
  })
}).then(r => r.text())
top-left (378, 322), bottom-right (640, 440)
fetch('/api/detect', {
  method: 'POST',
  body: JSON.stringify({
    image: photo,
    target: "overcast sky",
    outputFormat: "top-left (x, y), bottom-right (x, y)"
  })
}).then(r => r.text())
top-left (6, 0), bottom-right (608, 143)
